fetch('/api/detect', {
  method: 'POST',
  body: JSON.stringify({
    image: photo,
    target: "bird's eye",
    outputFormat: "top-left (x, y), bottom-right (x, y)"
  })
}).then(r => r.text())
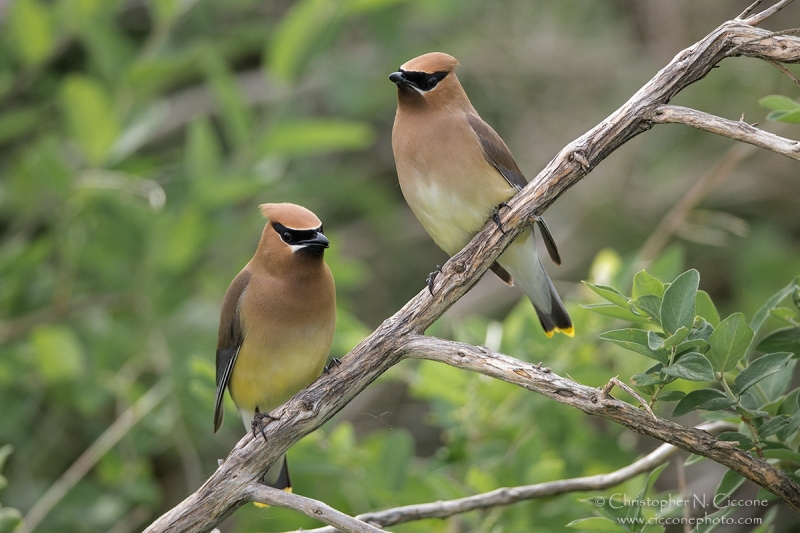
top-left (282, 232), bottom-right (292, 243)
top-left (427, 77), bottom-right (438, 88)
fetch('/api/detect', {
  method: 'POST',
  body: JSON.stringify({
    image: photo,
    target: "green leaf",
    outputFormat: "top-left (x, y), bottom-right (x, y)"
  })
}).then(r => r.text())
top-left (632, 270), bottom-right (665, 299)
top-left (695, 290), bottom-right (720, 327)
top-left (769, 307), bottom-right (798, 324)
top-left (268, 0), bottom-right (342, 81)
top-left (756, 327), bottom-right (800, 356)
top-left (758, 95), bottom-right (800, 111)
top-left (30, 325), bottom-right (85, 384)
top-left (583, 282), bottom-right (631, 308)
top-left (732, 352), bottom-right (792, 395)
top-left (706, 313), bottom-right (754, 373)
top-left (631, 372), bottom-right (670, 387)
top-left (7, 0), bottom-right (55, 66)
top-left (599, 329), bottom-right (669, 364)
top-left (663, 326), bottom-right (689, 349)
top-left (109, 101), bottom-right (169, 164)
top-left (767, 108), bottom-right (800, 123)
top-left (672, 389), bottom-right (735, 417)
top-left (662, 353), bottom-right (715, 382)
top-left (688, 317), bottom-right (714, 341)
top-left (656, 390), bottom-right (685, 402)
top-left (260, 119), bottom-right (375, 157)
top-left (758, 414), bottom-right (792, 438)
top-left (581, 303), bottom-right (651, 323)
top-left (675, 338), bottom-right (711, 355)
top-left (683, 454), bottom-right (706, 466)
top-left (647, 330), bottom-right (664, 351)
top-left (566, 517), bottom-right (628, 532)
top-left (715, 469), bottom-right (746, 502)
top-left (660, 269), bottom-right (699, 335)
top-left (632, 295), bottom-right (662, 323)
top-left (59, 75), bottom-right (121, 166)
top-left (751, 277), bottom-right (800, 334)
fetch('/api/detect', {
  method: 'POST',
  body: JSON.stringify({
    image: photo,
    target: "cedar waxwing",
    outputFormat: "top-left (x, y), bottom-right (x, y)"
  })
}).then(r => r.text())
top-left (214, 203), bottom-right (336, 491)
top-left (389, 52), bottom-right (573, 337)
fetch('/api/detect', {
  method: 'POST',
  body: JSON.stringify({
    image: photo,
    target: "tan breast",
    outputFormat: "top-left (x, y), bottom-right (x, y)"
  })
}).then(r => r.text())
top-left (392, 108), bottom-right (517, 255)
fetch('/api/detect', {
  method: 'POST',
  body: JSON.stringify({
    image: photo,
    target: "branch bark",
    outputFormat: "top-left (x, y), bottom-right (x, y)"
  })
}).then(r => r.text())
top-left (650, 105), bottom-right (800, 160)
top-left (144, 6), bottom-right (800, 533)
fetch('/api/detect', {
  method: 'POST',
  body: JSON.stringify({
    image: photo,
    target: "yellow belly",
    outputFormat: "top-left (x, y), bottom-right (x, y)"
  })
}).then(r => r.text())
top-left (228, 323), bottom-right (331, 422)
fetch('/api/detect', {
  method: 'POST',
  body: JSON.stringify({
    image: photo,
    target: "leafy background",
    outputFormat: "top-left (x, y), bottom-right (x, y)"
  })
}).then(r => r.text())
top-left (1, 0), bottom-right (799, 532)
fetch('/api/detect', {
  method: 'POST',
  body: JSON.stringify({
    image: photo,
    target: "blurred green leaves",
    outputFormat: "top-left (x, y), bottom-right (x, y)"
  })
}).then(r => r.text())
top-left (59, 75), bottom-right (120, 166)
top-left (759, 94), bottom-right (800, 123)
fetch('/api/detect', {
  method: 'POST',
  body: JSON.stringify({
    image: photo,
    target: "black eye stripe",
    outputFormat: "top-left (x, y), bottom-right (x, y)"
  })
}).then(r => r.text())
top-left (399, 69), bottom-right (448, 91)
top-left (272, 222), bottom-right (321, 243)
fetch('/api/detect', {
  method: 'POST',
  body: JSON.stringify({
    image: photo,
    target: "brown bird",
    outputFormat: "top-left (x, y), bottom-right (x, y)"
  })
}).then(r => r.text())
top-left (389, 52), bottom-right (572, 337)
top-left (214, 203), bottom-right (336, 491)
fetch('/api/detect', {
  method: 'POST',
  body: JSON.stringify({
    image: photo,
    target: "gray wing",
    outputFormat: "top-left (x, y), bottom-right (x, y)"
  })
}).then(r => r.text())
top-left (468, 113), bottom-right (562, 266)
top-left (213, 269), bottom-right (251, 433)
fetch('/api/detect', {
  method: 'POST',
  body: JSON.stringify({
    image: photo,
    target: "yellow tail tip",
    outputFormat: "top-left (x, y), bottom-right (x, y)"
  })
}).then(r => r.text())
top-left (545, 326), bottom-right (575, 338)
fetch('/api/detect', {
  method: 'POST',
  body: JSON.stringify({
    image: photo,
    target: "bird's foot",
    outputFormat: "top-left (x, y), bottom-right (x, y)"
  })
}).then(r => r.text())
top-left (251, 407), bottom-right (276, 441)
top-left (491, 202), bottom-right (510, 234)
top-left (426, 265), bottom-right (442, 295)
top-left (324, 358), bottom-right (341, 373)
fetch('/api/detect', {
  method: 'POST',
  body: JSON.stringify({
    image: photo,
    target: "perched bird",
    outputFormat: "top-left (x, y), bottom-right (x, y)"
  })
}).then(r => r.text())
top-left (389, 52), bottom-right (573, 337)
top-left (214, 203), bottom-right (336, 491)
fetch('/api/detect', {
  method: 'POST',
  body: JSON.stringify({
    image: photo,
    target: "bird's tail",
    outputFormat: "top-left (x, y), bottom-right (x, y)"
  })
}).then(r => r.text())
top-left (499, 230), bottom-right (573, 337)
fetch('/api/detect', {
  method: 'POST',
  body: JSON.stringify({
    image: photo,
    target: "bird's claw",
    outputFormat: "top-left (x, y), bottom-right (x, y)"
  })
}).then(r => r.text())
top-left (324, 358), bottom-right (342, 373)
top-left (492, 202), bottom-right (510, 234)
top-left (251, 407), bottom-right (275, 442)
top-left (426, 265), bottom-right (442, 295)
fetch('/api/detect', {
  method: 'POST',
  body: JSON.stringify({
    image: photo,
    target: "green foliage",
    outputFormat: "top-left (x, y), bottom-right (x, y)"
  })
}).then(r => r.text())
top-left (587, 268), bottom-right (800, 528)
top-left (759, 95), bottom-right (800, 123)
top-left (0, 446), bottom-right (22, 533)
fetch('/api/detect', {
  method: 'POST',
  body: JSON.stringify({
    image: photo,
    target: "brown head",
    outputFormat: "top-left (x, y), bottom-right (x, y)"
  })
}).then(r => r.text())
top-left (388, 52), bottom-right (470, 110)
top-left (254, 203), bottom-right (329, 273)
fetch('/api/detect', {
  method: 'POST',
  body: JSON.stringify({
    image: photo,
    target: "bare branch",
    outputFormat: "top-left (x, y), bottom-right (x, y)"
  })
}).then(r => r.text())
top-left (650, 105), bottom-right (800, 160)
top-left (764, 57), bottom-right (800, 87)
top-left (738, 0), bottom-right (765, 20)
top-left (285, 421), bottom-right (735, 533)
top-left (741, 0), bottom-right (795, 26)
top-left (143, 15), bottom-right (800, 533)
top-left (244, 486), bottom-right (387, 533)
top-left (402, 336), bottom-right (800, 511)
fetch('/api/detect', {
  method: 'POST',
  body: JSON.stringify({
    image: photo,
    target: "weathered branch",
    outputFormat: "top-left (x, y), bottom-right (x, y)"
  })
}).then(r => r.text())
top-left (144, 6), bottom-right (800, 532)
top-left (650, 105), bottom-right (800, 160)
top-left (245, 486), bottom-right (387, 533)
top-left (284, 421), bottom-right (735, 533)
top-left (403, 336), bottom-right (800, 509)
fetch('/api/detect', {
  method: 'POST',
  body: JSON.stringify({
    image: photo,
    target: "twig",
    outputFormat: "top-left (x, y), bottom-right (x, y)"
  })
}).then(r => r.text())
top-left (283, 421), bottom-right (735, 532)
top-left (18, 378), bottom-right (172, 533)
top-left (741, 0), bottom-right (795, 26)
top-left (245, 486), bottom-right (387, 533)
top-left (649, 105), bottom-right (800, 161)
top-left (764, 58), bottom-right (800, 87)
top-left (602, 376), bottom-right (657, 419)
top-left (637, 143), bottom-right (754, 264)
top-left (737, 0), bottom-right (765, 20)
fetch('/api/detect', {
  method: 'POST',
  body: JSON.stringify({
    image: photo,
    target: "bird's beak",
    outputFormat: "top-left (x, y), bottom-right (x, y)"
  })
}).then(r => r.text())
top-left (389, 71), bottom-right (409, 87)
top-left (297, 232), bottom-right (330, 250)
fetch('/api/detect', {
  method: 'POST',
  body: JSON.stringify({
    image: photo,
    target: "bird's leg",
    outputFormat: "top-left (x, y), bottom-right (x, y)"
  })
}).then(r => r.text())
top-left (491, 202), bottom-right (510, 235)
top-left (426, 265), bottom-right (442, 295)
top-left (324, 358), bottom-right (341, 373)
top-left (251, 406), bottom-right (275, 441)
